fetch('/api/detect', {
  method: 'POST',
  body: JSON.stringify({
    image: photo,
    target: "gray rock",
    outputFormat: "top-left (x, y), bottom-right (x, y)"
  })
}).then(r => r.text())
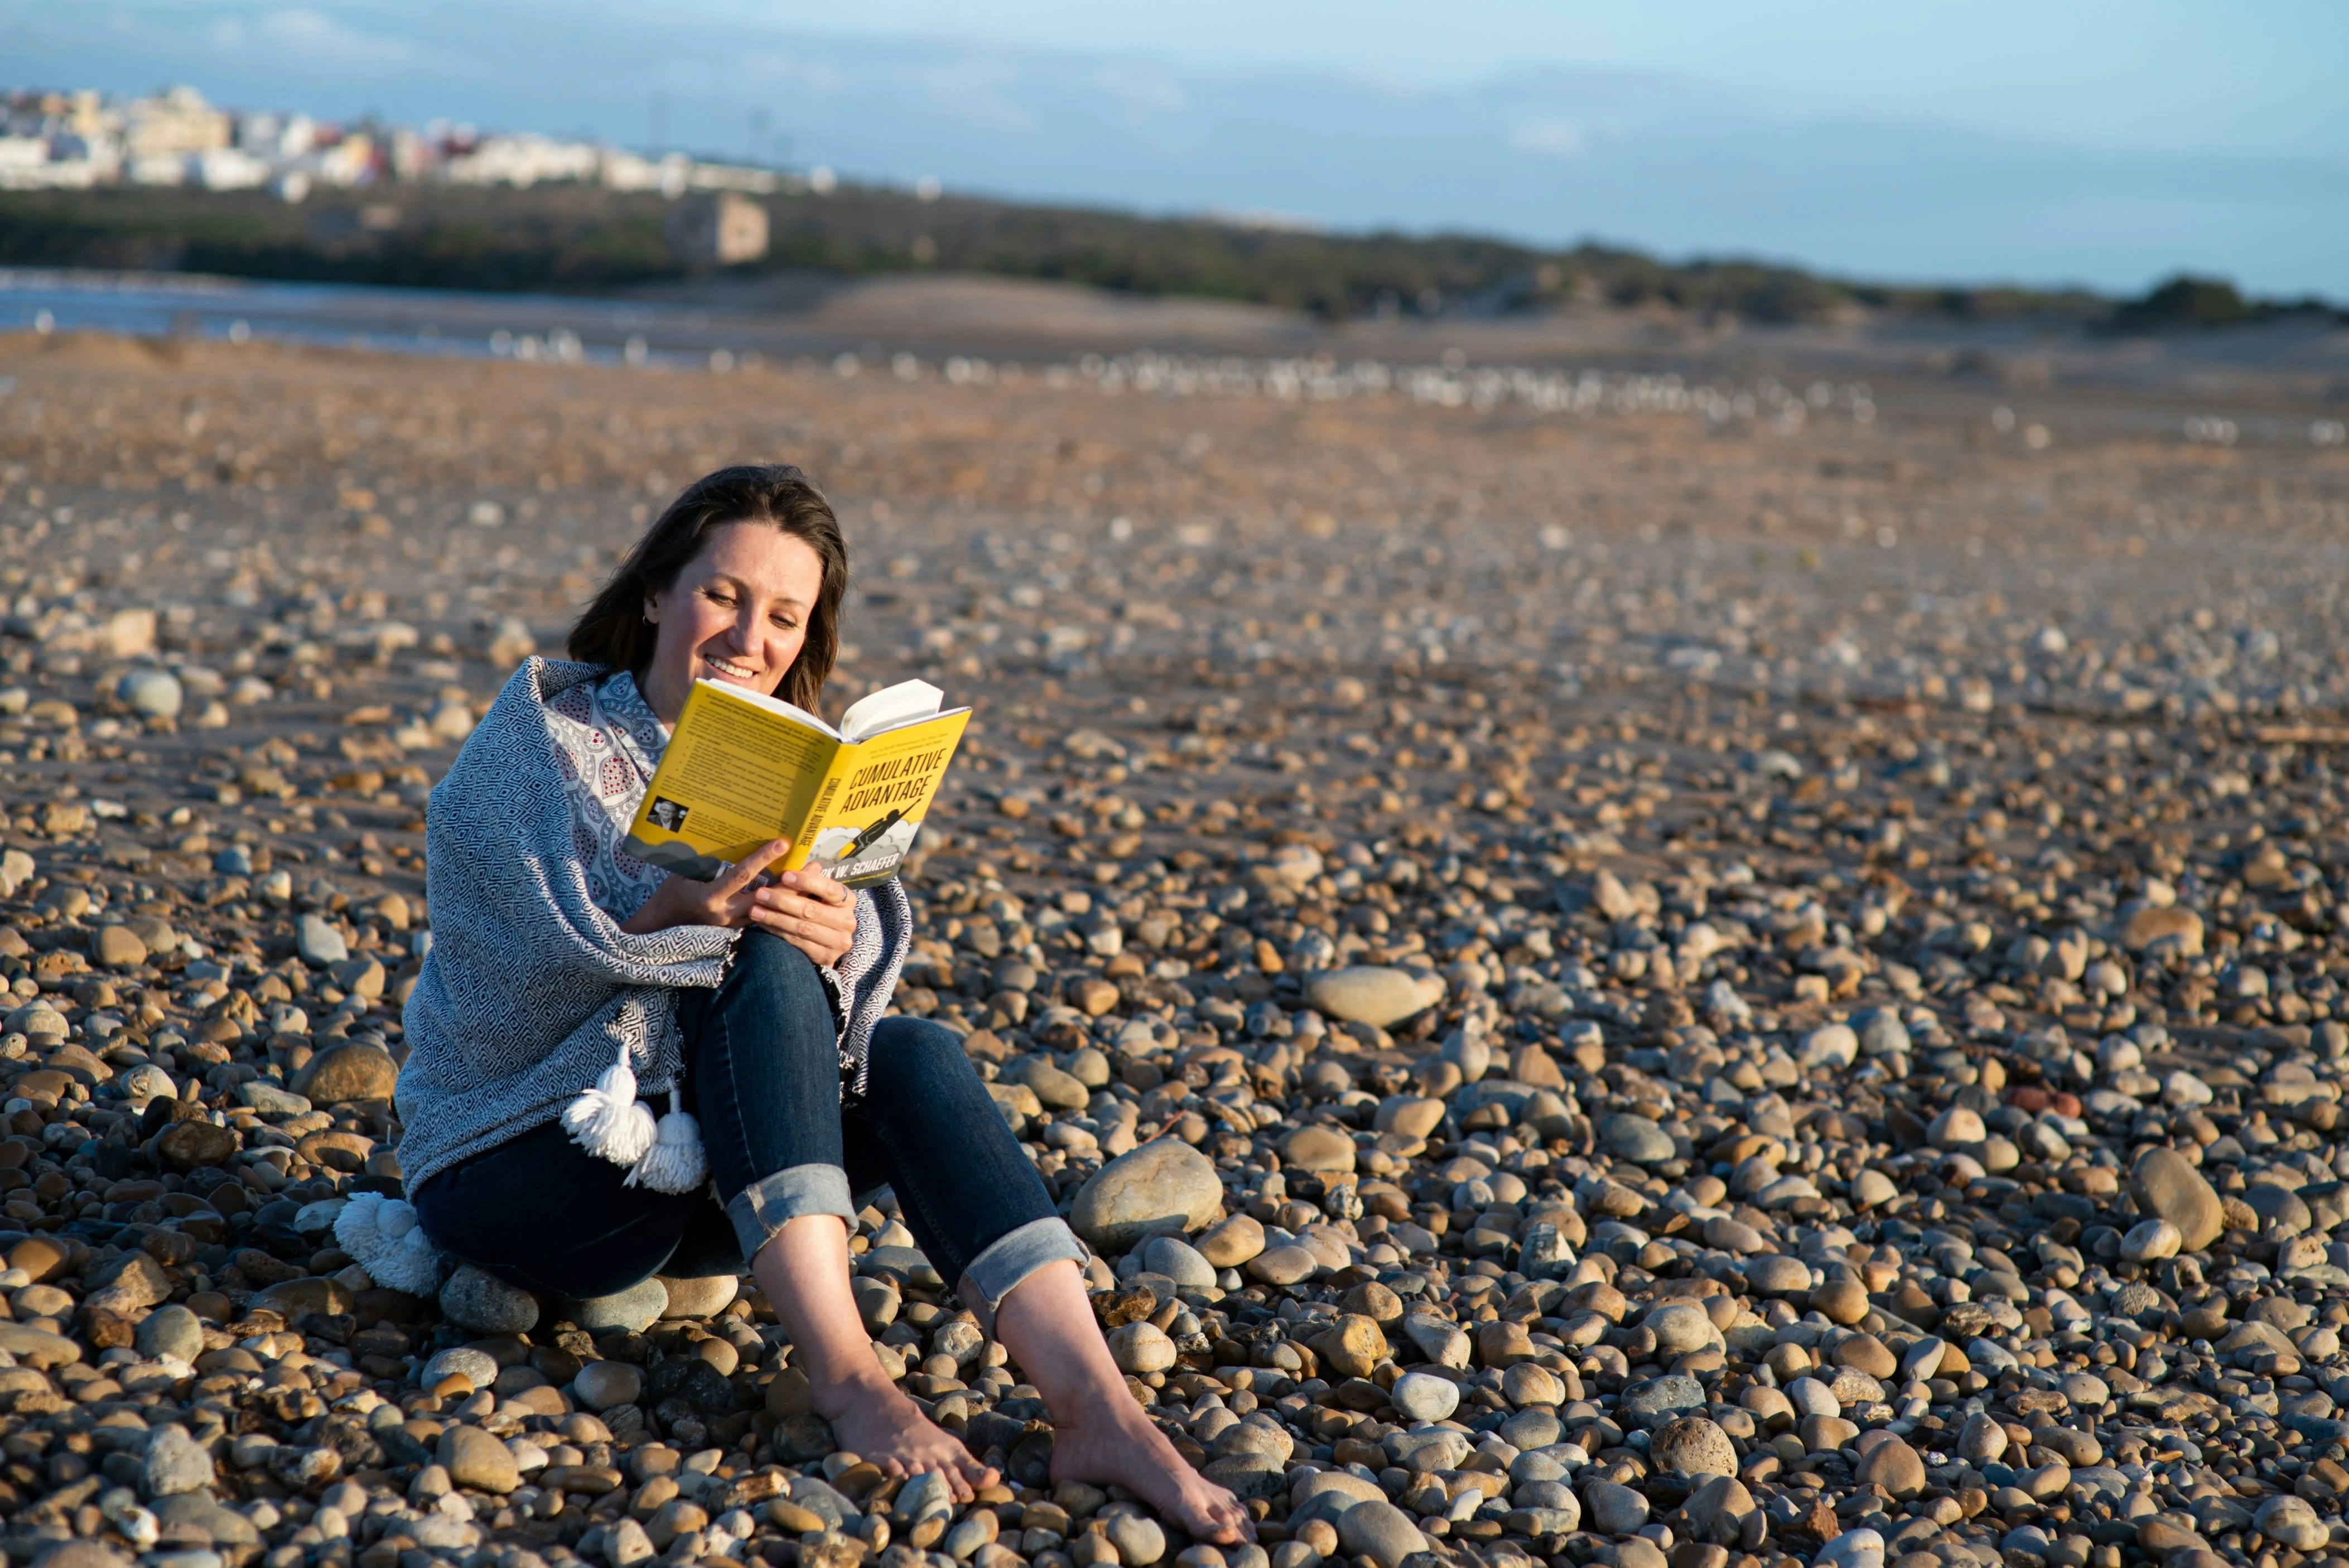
top-left (1682, 1475), bottom-right (1758, 1546)
top-left (605, 1518), bottom-right (655, 1568)
top-left (117, 669), bottom-right (183, 721)
top-left (295, 913), bottom-right (349, 968)
top-left (1141, 1234), bottom-right (1218, 1288)
top-left (437, 1264), bottom-right (538, 1334)
top-left (1334, 1501), bottom-right (1427, 1568)
top-left (1103, 1514), bottom-right (1167, 1567)
top-left (1855, 1435), bottom-right (1926, 1498)
top-left (1743, 1255), bottom-right (1811, 1295)
top-left (788, 1476), bottom-right (861, 1528)
top-left (1068, 1138), bottom-right (1223, 1252)
top-left (235, 1080), bottom-right (311, 1117)
top-left (1650, 1416), bottom-right (1737, 1478)
top-left (567, 1277), bottom-right (668, 1335)
top-left (1598, 1113), bottom-right (1675, 1164)
top-left (142, 1425), bottom-right (215, 1498)
top-left (2130, 1146), bottom-right (2225, 1251)
top-left (136, 1304), bottom-right (205, 1363)
top-left (1618, 1373), bottom-right (1705, 1427)
top-left (1389, 1370), bottom-right (1460, 1422)
top-left (1851, 1007), bottom-right (1911, 1056)
top-left (1202, 1453), bottom-right (1290, 1499)
top-left (151, 1495), bottom-right (260, 1545)
top-left (1643, 1301), bottom-right (1717, 1355)
top-left (573, 1360), bottom-right (643, 1411)
top-left (1583, 1478), bottom-right (1651, 1535)
top-left (1499, 1408), bottom-right (1561, 1451)
top-left (421, 1347), bottom-right (500, 1390)
top-left (1306, 967), bottom-right (1444, 1027)
top-left (1798, 1024), bottom-right (1859, 1069)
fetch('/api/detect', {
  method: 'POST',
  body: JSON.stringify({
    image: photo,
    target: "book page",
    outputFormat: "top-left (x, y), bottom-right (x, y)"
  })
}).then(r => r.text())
top-left (840, 678), bottom-right (945, 741)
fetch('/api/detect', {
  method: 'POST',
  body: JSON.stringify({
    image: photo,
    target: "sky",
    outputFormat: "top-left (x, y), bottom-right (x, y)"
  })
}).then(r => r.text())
top-left (7, 0), bottom-right (2346, 297)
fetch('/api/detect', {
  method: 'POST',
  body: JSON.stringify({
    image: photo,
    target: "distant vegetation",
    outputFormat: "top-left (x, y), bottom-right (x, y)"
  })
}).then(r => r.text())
top-left (0, 181), bottom-right (2336, 329)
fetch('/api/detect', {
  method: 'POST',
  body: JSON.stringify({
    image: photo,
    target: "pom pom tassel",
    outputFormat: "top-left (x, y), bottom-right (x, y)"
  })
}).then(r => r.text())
top-left (565, 1043), bottom-right (657, 1166)
top-left (629, 1089), bottom-right (708, 1193)
top-left (334, 1191), bottom-right (444, 1296)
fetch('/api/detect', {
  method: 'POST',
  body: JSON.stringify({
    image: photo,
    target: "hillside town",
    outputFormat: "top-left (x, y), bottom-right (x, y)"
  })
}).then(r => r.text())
top-left (0, 85), bottom-right (804, 206)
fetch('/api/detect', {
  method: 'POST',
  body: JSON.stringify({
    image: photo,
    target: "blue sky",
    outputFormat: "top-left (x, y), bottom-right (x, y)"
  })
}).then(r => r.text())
top-left (8, 1), bottom-right (2346, 296)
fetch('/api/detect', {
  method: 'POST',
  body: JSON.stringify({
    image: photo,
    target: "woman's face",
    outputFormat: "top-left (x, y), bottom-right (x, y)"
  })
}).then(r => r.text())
top-left (639, 521), bottom-right (824, 725)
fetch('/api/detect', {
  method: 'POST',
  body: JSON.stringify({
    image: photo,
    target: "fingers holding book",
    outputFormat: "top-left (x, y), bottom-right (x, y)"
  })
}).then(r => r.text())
top-left (617, 836), bottom-right (795, 936)
top-left (750, 863), bottom-right (857, 967)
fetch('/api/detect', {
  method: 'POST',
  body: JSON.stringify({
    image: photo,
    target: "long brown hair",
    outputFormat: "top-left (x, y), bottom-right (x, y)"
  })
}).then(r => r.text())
top-left (570, 464), bottom-right (848, 713)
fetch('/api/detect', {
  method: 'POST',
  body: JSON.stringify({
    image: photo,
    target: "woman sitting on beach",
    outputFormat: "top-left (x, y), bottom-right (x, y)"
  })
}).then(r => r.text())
top-left (383, 464), bottom-right (1248, 1538)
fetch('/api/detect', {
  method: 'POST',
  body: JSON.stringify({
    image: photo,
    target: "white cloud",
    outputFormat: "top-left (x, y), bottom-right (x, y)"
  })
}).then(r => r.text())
top-left (225, 8), bottom-right (418, 65)
top-left (1509, 118), bottom-right (1584, 158)
top-left (1092, 66), bottom-right (1188, 114)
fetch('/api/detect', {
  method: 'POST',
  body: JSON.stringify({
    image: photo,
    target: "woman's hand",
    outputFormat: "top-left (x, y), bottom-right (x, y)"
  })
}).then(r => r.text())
top-left (621, 836), bottom-right (794, 936)
top-left (750, 862), bottom-right (857, 968)
top-left (619, 837), bottom-right (858, 967)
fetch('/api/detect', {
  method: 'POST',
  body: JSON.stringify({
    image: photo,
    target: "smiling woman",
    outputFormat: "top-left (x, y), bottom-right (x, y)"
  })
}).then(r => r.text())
top-left (383, 464), bottom-right (1251, 1538)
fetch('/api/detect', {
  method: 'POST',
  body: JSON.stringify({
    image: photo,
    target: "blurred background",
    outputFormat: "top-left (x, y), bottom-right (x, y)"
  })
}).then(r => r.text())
top-left (0, 1), bottom-right (2342, 369)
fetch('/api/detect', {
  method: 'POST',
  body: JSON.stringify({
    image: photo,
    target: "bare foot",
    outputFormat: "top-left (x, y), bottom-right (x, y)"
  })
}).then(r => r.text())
top-left (818, 1373), bottom-right (999, 1501)
top-left (1050, 1394), bottom-right (1254, 1546)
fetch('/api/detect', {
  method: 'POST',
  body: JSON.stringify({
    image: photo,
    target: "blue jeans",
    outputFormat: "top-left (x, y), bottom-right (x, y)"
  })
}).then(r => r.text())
top-left (412, 930), bottom-right (1083, 1322)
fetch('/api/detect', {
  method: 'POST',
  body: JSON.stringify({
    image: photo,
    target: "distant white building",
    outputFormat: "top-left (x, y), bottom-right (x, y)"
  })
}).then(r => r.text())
top-left (190, 146), bottom-right (271, 190)
top-left (125, 86), bottom-right (228, 161)
top-left (0, 81), bottom-right (803, 205)
top-left (602, 148), bottom-right (689, 197)
top-left (443, 132), bottom-right (601, 187)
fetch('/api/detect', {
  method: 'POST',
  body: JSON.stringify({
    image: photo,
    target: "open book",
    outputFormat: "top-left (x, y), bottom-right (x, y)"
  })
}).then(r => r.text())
top-left (622, 677), bottom-right (972, 887)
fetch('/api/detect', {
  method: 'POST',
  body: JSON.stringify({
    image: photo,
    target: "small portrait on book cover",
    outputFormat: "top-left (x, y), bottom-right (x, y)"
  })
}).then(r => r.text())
top-left (647, 797), bottom-right (690, 833)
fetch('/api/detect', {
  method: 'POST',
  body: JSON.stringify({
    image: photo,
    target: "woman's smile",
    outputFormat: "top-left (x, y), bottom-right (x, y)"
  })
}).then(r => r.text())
top-left (701, 651), bottom-right (761, 683)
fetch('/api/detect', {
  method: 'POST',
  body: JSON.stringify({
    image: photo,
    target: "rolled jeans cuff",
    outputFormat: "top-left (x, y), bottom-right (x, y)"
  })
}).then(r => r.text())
top-left (726, 1164), bottom-right (857, 1261)
top-left (956, 1217), bottom-right (1089, 1334)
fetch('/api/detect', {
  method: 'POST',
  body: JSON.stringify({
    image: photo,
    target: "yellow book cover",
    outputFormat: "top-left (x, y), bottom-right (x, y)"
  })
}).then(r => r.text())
top-left (621, 678), bottom-right (971, 888)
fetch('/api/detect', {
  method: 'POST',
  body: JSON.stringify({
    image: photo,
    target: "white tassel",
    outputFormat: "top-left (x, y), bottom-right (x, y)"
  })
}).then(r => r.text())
top-left (628, 1089), bottom-right (708, 1193)
top-left (565, 1042), bottom-right (658, 1166)
top-left (334, 1191), bottom-right (443, 1296)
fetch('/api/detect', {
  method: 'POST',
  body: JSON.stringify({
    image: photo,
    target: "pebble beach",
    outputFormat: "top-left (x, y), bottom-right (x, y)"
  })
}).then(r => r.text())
top-left (1, 321), bottom-right (2347, 1568)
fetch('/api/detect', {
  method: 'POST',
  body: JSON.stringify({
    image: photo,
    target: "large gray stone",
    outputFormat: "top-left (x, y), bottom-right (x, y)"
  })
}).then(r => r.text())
top-left (142, 1425), bottom-right (215, 1498)
top-left (1068, 1138), bottom-right (1223, 1252)
top-left (573, 1360), bottom-right (644, 1411)
top-left (151, 1495), bottom-right (260, 1545)
top-left (295, 913), bottom-right (349, 968)
top-left (136, 1304), bottom-right (205, 1363)
top-left (1599, 1113), bottom-right (1675, 1164)
top-left (2130, 1147), bottom-right (2224, 1252)
top-left (567, 1277), bottom-right (668, 1335)
top-left (117, 669), bottom-right (183, 721)
top-left (421, 1347), bottom-right (500, 1390)
top-left (1140, 1234), bottom-right (1218, 1288)
top-left (1649, 1416), bottom-right (1737, 1479)
top-left (438, 1263), bottom-right (538, 1334)
top-left (1307, 966), bottom-right (1444, 1027)
top-left (1334, 1501), bottom-right (1426, 1568)
top-left (1618, 1373), bottom-right (1705, 1428)
top-left (1583, 1479), bottom-right (1651, 1535)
